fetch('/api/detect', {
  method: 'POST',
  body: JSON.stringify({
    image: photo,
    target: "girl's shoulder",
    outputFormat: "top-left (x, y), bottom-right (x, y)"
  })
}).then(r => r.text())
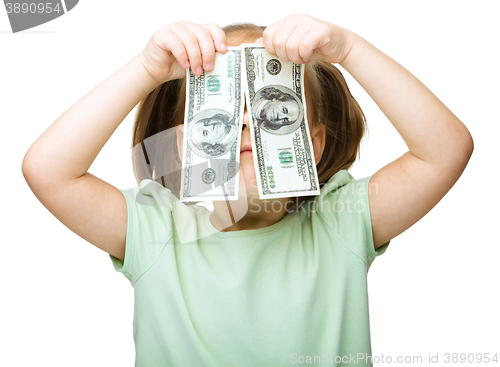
top-left (302, 169), bottom-right (388, 268)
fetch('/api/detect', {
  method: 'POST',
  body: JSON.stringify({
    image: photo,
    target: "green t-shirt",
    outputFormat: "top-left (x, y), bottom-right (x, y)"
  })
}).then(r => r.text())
top-left (110, 169), bottom-right (390, 366)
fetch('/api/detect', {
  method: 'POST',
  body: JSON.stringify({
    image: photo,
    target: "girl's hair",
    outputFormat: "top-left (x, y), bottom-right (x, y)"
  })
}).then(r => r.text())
top-left (131, 23), bottom-right (366, 209)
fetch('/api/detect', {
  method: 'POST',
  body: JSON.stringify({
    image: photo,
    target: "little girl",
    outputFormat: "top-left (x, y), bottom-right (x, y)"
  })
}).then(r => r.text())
top-left (22, 13), bottom-right (473, 367)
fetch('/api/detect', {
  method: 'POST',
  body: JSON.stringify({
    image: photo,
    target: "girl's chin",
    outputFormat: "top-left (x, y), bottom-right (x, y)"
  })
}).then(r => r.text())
top-left (239, 179), bottom-right (258, 195)
top-left (238, 168), bottom-right (259, 194)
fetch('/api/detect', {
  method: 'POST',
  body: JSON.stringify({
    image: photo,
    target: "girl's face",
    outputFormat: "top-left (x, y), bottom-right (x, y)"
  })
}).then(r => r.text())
top-left (239, 104), bottom-right (258, 194)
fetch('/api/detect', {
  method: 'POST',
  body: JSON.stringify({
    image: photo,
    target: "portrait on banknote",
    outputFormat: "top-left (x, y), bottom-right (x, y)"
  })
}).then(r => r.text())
top-left (250, 85), bottom-right (304, 135)
top-left (187, 108), bottom-right (239, 158)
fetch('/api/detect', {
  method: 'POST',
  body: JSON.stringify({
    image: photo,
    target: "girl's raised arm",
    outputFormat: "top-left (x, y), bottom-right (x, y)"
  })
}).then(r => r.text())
top-left (262, 14), bottom-right (473, 249)
top-left (339, 32), bottom-right (473, 249)
top-left (22, 22), bottom-right (227, 260)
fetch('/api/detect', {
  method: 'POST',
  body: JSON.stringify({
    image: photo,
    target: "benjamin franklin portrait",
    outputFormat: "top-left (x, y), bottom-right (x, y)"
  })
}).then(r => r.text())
top-left (188, 108), bottom-right (238, 158)
top-left (251, 85), bottom-right (304, 135)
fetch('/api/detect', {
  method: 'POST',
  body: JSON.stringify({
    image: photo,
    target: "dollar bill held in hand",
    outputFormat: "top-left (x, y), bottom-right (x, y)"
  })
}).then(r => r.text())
top-left (180, 47), bottom-right (244, 202)
top-left (242, 44), bottom-right (320, 199)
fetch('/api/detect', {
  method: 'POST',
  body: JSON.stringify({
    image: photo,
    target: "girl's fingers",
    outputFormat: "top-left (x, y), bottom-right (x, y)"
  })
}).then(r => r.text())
top-left (189, 24), bottom-right (218, 72)
top-left (284, 27), bottom-right (311, 64)
top-left (158, 30), bottom-right (189, 68)
top-left (203, 23), bottom-right (227, 54)
top-left (262, 17), bottom-right (287, 56)
top-left (264, 14), bottom-right (326, 64)
top-left (170, 22), bottom-right (224, 74)
top-left (170, 23), bottom-right (204, 74)
top-left (163, 16), bottom-right (319, 77)
top-left (270, 19), bottom-right (299, 62)
top-left (297, 30), bottom-right (318, 63)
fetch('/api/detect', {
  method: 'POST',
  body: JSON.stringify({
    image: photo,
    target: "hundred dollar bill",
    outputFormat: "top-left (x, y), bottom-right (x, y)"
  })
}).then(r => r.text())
top-left (180, 47), bottom-right (244, 201)
top-left (242, 44), bottom-right (320, 199)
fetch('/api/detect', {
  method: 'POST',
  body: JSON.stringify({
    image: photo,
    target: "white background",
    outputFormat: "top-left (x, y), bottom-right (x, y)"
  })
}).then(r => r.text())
top-left (2, 0), bottom-right (499, 366)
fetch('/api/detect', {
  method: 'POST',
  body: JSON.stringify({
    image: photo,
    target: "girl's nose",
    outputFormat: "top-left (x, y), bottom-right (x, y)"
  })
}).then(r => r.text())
top-left (242, 107), bottom-right (249, 130)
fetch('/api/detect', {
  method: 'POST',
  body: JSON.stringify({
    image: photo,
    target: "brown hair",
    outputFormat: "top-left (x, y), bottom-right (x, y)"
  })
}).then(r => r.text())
top-left (130, 23), bottom-right (366, 208)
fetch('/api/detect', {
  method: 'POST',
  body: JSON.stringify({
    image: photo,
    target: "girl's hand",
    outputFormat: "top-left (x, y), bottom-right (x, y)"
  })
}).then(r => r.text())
top-left (140, 21), bottom-right (228, 83)
top-left (262, 14), bottom-right (356, 65)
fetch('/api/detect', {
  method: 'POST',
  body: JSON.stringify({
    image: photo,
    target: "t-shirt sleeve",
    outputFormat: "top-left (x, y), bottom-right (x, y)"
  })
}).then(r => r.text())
top-left (316, 170), bottom-right (390, 270)
top-left (109, 179), bottom-right (177, 284)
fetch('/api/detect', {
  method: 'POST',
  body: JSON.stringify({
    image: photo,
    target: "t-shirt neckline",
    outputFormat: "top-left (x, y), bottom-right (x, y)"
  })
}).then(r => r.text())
top-left (202, 207), bottom-right (296, 238)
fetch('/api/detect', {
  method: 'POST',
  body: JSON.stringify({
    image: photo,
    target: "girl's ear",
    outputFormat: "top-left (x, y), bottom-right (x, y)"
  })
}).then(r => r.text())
top-left (310, 122), bottom-right (326, 165)
top-left (176, 124), bottom-right (184, 160)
